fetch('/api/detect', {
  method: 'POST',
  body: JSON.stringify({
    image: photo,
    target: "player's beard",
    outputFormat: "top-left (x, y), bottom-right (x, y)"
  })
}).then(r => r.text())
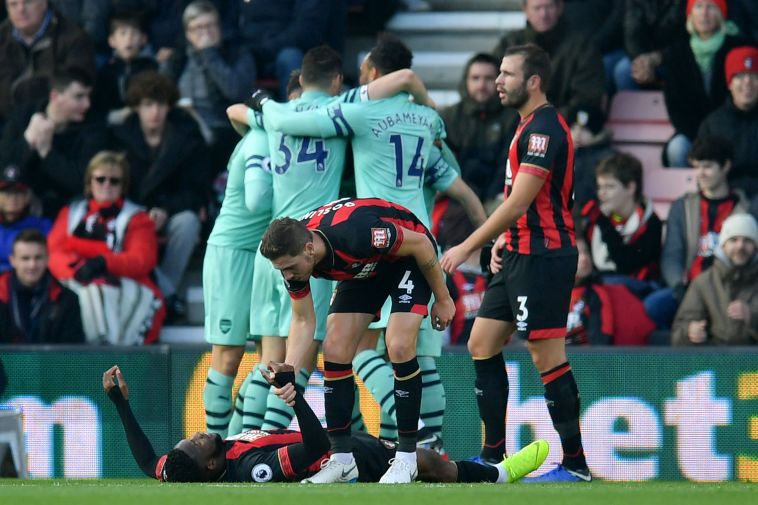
top-left (501, 82), bottom-right (529, 109)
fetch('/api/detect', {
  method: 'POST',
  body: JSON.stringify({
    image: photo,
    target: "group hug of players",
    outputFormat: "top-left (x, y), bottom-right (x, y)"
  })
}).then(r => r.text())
top-left (105, 38), bottom-right (592, 485)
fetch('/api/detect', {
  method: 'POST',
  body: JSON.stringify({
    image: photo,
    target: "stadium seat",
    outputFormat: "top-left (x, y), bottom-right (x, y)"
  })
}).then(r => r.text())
top-left (608, 91), bottom-right (674, 144)
top-left (615, 143), bottom-right (664, 170)
top-left (643, 167), bottom-right (697, 220)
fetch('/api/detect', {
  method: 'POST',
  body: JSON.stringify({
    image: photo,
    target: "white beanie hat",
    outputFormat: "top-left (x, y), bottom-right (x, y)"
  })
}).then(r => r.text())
top-left (719, 213), bottom-right (758, 248)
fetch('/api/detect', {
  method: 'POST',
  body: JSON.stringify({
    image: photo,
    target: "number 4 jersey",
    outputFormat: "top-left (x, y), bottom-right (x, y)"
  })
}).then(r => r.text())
top-left (284, 197), bottom-right (436, 299)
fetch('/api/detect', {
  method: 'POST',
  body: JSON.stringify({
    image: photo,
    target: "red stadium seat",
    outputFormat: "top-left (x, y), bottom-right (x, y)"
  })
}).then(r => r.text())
top-left (615, 143), bottom-right (664, 170)
top-left (608, 91), bottom-right (675, 144)
top-left (643, 167), bottom-right (697, 220)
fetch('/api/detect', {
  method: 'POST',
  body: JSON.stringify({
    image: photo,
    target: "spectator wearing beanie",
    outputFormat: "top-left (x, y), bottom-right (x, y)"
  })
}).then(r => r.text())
top-left (699, 45), bottom-right (758, 196)
top-left (672, 213), bottom-right (758, 345)
top-left (662, 0), bottom-right (744, 167)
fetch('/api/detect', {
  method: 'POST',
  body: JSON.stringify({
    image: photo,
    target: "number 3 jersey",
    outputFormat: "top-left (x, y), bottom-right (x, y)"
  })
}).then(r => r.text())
top-left (284, 197), bottom-right (435, 299)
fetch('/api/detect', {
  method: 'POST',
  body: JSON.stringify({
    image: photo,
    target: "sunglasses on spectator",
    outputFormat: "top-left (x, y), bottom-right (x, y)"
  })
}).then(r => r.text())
top-left (92, 176), bottom-right (122, 186)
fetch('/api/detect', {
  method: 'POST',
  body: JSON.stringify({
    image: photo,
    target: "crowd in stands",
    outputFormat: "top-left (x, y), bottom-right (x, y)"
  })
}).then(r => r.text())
top-left (0, 0), bottom-right (756, 346)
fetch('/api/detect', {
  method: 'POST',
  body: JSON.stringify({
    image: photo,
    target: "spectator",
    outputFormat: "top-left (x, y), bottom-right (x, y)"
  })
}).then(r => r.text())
top-left (492, 0), bottom-right (605, 118)
top-left (236, 0), bottom-right (328, 99)
top-left (440, 53), bottom-right (519, 207)
top-left (566, 104), bottom-right (616, 212)
top-left (111, 71), bottom-right (211, 319)
top-left (0, 69), bottom-right (108, 219)
top-left (47, 151), bottom-right (164, 344)
top-left (0, 228), bottom-right (83, 343)
top-left (617, 0), bottom-right (687, 90)
top-left (0, 0), bottom-right (95, 123)
top-left (566, 238), bottom-right (656, 345)
top-left (161, 0), bottom-right (255, 173)
top-left (49, 0), bottom-right (110, 51)
top-left (92, 11), bottom-right (157, 124)
top-left (698, 45), bottom-right (758, 197)
top-left (672, 213), bottom-right (758, 345)
top-left (580, 152), bottom-right (663, 293)
top-left (663, 0), bottom-right (743, 167)
top-left (0, 164), bottom-right (51, 272)
top-left (648, 135), bottom-right (750, 329)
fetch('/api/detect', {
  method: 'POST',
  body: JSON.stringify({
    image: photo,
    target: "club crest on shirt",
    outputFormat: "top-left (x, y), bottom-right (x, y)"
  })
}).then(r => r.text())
top-left (371, 227), bottom-right (390, 248)
top-left (527, 133), bottom-right (550, 157)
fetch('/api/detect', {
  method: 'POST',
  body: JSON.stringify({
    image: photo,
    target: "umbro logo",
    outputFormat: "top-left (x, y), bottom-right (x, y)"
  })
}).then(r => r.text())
top-left (395, 389), bottom-right (409, 398)
top-left (474, 387), bottom-right (483, 396)
top-left (398, 294), bottom-right (412, 304)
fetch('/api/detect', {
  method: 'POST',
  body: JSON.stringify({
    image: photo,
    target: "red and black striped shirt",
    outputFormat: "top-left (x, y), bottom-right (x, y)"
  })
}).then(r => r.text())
top-left (286, 197), bottom-right (435, 298)
top-left (503, 105), bottom-right (576, 256)
top-left (688, 193), bottom-right (739, 280)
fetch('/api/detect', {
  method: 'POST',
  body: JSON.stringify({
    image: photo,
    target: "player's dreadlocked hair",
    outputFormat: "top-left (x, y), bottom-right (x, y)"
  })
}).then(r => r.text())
top-left (260, 218), bottom-right (313, 260)
top-left (367, 34), bottom-right (413, 75)
top-left (164, 449), bottom-right (204, 482)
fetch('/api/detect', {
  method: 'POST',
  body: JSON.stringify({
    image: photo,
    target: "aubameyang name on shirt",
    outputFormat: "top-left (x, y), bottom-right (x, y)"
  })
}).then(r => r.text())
top-left (371, 112), bottom-right (436, 138)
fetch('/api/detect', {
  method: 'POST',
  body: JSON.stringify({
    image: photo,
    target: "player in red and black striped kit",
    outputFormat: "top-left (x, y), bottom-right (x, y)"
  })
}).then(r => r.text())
top-left (259, 197), bottom-right (455, 484)
top-left (104, 364), bottom-right (548, 483)
top-left (441, 44), bottom-right (590, 482)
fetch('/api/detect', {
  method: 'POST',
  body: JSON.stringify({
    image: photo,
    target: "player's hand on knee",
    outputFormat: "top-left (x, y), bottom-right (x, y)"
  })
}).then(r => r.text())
top-left (431, 296), bottom-right (456, 330)
top-left (263, 362), bottom-right (296, 388)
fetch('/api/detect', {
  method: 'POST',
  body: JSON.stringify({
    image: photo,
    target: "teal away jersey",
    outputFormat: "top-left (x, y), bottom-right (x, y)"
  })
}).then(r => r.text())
top-left (207, 112), bottom-right (272, 251)
top-left (263, 92), bottom-right (448, 228)
top-left (262, 90), bottom-right (348, 219)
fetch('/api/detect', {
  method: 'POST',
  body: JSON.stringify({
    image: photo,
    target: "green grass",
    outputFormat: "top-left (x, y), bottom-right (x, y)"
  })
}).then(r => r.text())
top-left (0, 480), bottom-right (756, 505)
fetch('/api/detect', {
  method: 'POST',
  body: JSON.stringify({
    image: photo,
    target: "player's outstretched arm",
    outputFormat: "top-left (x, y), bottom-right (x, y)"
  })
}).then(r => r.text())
top-left (443, 177), bottom-right (487, 227)
top-left (395, 229), bottom-right (455, 330)
top-left (264, 363), bottom-right (330, 472)
top-left (103, 366), bottom-right (161, 479)
top-left (366, 69), bottom-right (435, 108)
top-left (440, 171), bottom-right (545, 274)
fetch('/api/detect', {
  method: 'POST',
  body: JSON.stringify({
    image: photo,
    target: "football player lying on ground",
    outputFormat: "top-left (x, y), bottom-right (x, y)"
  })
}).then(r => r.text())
top-left (104, 364), bottom-right (548, 483)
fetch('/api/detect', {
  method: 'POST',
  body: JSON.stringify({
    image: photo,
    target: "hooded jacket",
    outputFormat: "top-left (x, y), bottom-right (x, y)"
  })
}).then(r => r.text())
top-left (0, 9), bottom-right (95, 120)
top-left (492, 16), bottom-right (604, 118)
top-left (672, 249), bottom-right (758, 345)
top-left (440, 63), bottom-right (519, 202)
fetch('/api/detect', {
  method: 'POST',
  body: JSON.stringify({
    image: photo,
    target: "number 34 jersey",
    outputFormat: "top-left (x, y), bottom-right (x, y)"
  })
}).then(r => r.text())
top-left (261, 90), bottom-right (349, 219)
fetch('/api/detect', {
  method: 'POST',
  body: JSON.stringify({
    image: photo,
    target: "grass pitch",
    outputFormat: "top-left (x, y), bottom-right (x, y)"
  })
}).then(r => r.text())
top-left (0, 480), bottom-right (755, 505)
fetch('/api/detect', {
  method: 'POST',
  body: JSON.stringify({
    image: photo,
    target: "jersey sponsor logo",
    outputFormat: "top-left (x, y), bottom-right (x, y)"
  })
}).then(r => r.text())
top-left (527, 134), bottom-right (550, 157)
top-left (226, 430), bottom-right (269, 442)
top-left (252, 463), bottom-right (273, 482)
top-left (220, 319), bottom-right (232, 334)
top-left (371, 227), bottom-right (390, 248)
top-left (354, 262), bottom-right (378, 279)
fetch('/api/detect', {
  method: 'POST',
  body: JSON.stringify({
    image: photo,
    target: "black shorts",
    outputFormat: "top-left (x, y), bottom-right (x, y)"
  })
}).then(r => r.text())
top-left (477, 250), bottom-right (577, 340)
top-left (352, 431), bottom-right (395, 482)
top-left (329, 260), bottom-right (431, 320)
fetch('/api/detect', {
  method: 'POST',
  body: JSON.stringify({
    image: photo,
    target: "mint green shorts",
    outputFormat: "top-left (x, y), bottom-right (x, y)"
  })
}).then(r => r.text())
top-left (249, 251), bottom-right (332, 341)
top-left (203, 245), bottom-right (255, 346)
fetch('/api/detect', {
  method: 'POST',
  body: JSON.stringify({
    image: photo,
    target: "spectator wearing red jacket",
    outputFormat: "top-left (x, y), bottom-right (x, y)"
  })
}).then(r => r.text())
top-left (47, 151), bottom-right (164, 344)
